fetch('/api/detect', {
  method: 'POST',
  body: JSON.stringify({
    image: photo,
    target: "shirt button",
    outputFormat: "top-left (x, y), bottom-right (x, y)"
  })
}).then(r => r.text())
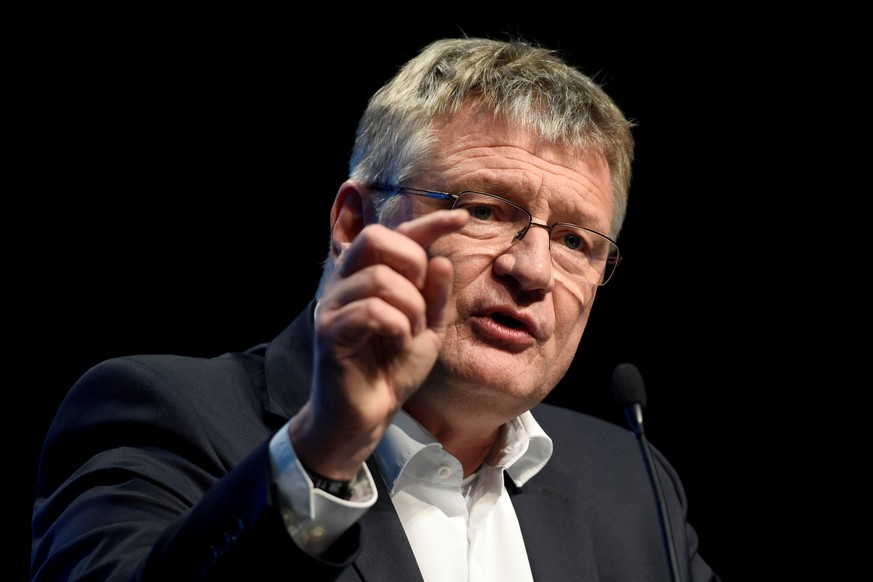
top-left (437, 465), bottom-right (452, 479)
top-left (309, 526), bottom-right (326, 540)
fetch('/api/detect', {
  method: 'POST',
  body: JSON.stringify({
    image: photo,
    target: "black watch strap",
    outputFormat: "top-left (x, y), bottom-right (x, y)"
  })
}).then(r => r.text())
top-left (302, 463), bottom-right (352, 500)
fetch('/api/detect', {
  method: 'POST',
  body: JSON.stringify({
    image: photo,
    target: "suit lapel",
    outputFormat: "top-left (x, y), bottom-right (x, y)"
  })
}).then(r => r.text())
top-left (352, 459), bottom-right (424, 582)
top-left (509, 471), bottom-right (601, 582)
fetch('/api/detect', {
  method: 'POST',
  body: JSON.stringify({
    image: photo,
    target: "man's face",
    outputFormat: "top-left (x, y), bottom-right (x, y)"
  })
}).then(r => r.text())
top-left (406, 108), bottom-right (615, 423)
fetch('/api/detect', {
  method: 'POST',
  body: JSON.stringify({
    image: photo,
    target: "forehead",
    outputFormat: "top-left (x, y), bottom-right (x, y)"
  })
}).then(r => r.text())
top-left (426, 108), bottom-right (613, 229)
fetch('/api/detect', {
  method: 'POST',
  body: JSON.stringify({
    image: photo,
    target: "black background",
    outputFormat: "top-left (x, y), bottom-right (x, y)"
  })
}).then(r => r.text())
top-left (18, 11), bottom-right (841, 581)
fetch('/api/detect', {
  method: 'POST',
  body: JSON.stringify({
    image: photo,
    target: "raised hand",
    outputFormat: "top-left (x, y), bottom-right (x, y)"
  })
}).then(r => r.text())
top-left (290, 208), bottom-right (468, 479)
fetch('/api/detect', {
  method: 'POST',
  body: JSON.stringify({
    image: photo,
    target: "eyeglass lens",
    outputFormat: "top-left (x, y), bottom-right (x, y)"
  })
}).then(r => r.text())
top-left (450, 192), bottom-right (617, 285)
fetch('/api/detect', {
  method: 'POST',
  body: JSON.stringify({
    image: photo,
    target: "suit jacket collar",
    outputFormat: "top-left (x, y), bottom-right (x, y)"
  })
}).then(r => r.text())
top-left (262, 299), bottom-right (318, 420)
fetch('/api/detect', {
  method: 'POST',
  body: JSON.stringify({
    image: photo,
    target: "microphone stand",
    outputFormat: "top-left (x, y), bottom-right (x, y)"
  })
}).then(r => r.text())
top-left (626, 402), bottom-right (682, 582)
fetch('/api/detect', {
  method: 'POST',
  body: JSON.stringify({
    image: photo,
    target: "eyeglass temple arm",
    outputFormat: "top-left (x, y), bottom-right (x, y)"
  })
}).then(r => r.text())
top-left (379, 185), bottom-right (456, 203)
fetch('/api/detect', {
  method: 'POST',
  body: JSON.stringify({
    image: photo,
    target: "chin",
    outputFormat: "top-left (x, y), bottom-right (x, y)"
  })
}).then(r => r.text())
top-left (441, 353), bottom-right (551, 402)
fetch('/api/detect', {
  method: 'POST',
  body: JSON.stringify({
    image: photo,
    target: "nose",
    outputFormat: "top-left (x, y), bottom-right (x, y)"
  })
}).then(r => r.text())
top-left (492, 222), bottom-right (555, 293)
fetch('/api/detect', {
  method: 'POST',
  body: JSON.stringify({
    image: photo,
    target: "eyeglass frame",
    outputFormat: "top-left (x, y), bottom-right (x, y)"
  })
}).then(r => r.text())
top-left (370, 185), bottom-right (622, 286)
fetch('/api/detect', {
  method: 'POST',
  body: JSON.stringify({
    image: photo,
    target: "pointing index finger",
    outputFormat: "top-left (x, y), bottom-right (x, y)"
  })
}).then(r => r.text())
top-left (394, 208), bottom-right (469, 249)
top-left (337, 209), bottom-right (469, 288)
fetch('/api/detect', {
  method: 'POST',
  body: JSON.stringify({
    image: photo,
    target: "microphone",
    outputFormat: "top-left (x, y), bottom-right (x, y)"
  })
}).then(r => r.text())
top-left (612, 362), bottom-right (682, 582)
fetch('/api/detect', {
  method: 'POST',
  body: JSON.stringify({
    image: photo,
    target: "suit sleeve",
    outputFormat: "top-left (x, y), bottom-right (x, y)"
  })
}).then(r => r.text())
top-left (31, 355), bottom-right (361, 581)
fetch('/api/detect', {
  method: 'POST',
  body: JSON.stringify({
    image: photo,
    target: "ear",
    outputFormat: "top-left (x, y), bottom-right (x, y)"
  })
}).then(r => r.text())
top-left (329, 181), bottom-right (374, 259)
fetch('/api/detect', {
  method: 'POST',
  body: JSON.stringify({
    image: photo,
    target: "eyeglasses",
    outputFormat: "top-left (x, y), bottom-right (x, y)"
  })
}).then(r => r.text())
top-left (374, 185), bottom-right (621, 286)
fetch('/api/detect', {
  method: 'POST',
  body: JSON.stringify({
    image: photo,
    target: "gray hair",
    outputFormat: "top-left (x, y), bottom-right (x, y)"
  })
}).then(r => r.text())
top-left (318, 37), bottom-right (635, 295)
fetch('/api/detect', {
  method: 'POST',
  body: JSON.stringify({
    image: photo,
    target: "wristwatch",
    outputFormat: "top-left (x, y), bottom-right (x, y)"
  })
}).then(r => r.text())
top-left (302, 463), bottom-right (352, 500)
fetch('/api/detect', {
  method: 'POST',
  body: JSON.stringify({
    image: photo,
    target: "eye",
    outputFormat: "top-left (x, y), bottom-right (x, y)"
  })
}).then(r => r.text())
top-left (467, 204), bottom-right (494, 221)
top-left (553, 228), bottom-right (592, 254)
top-left (454, 195), bottom-right (506, 221)
top-left (558, 231), bottom-right (584, 251)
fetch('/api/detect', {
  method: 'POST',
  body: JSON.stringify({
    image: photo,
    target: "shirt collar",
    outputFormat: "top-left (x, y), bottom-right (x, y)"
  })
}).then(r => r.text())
top-left (375, 409), bottom-right (553, 494)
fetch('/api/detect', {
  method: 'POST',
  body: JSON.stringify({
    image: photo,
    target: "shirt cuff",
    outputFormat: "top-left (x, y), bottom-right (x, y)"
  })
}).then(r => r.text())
top-left (269, 418), bottom-right (378, 555)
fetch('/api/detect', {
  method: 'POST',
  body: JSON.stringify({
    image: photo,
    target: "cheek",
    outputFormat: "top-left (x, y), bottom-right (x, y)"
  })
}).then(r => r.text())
top-left (543, 286), bottom-right (594, 386)
top-left (552, 279), bottom-right (596, 343)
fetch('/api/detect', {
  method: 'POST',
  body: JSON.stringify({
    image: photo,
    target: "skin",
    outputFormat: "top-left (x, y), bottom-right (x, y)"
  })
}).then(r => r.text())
top-left (289, 106), bottom-right (614, 482)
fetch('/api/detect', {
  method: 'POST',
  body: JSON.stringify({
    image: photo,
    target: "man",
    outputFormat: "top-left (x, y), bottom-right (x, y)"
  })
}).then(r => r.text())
top-left (32, 37), bottom-right (719, 580)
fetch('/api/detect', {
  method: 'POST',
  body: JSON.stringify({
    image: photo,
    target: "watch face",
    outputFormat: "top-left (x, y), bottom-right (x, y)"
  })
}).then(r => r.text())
top-left (323, 479), bottom-right (350, 498)
top-left (306, 468), bottom-right (352, 499)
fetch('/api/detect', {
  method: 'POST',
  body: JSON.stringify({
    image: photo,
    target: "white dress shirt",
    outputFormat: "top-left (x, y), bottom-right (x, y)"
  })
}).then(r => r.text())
top-left (269, 408), bottom-right (553, 581)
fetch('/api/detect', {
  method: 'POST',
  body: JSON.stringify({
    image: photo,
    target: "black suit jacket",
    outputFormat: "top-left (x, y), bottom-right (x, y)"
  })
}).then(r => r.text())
top-left (32, 300), bottom-right (719, 581)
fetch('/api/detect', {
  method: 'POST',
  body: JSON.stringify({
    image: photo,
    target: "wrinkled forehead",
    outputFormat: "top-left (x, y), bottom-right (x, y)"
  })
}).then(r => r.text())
top-left (425, 109), bottom-right (613, 230)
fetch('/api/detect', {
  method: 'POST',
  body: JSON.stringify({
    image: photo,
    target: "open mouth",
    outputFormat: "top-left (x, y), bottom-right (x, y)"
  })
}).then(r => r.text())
top-left (491, 312), bottom-right (525, 329)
